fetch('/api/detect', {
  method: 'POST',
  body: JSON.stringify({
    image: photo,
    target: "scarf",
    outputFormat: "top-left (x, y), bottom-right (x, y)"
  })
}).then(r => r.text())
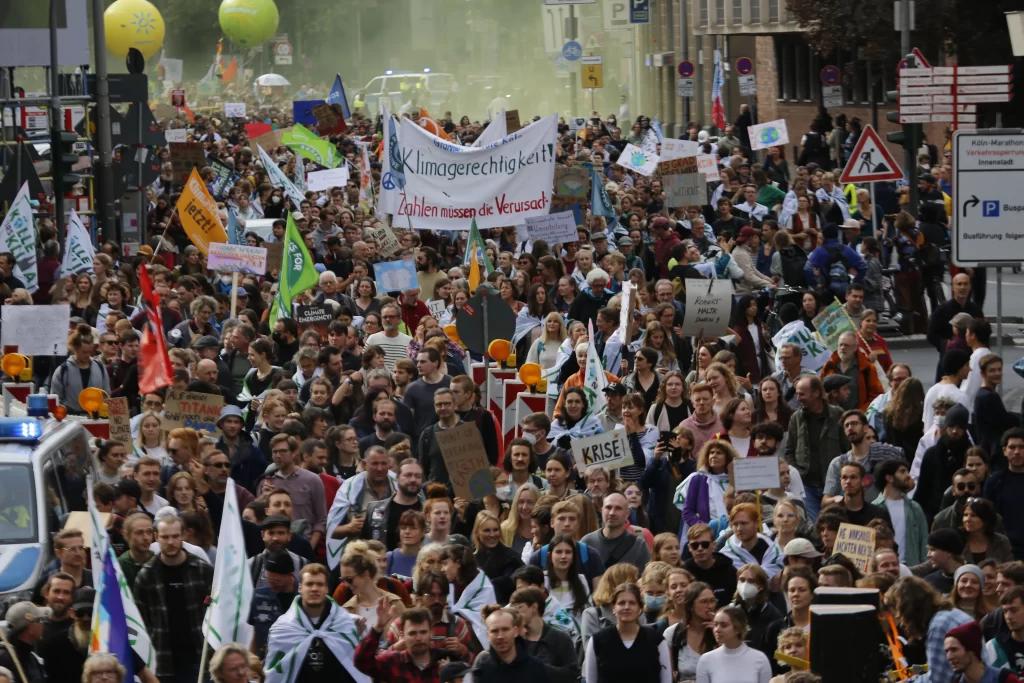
top-left (720, 533), bottom-right (784, 580)
top-left (292, 366), bottom-right (323, 387)
top-left (543, 338), bottom-right (575, 400)
top-left (673, 470), bottom-right (730, 539)
top-left (265, 598), bottom-right (369, 683)
top-left (548, 413), bottom-right (603, 444)
top-left (325, 471), bottom-right (398, 568)
top-left (449, 570), bottom-right (496, 649)
top-left (513, 307), bottom-right (544, 347)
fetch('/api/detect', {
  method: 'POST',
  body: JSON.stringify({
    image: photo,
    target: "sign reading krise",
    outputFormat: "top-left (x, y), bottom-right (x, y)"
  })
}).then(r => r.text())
top-left (396, 114), bottom-right (558, 230)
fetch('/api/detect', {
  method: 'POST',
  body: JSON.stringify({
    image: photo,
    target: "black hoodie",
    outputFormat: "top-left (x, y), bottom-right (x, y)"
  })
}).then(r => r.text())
top-left (683, 552), bottom-right (738, 607)
top-left (471, 638), bottom-right (552, 683)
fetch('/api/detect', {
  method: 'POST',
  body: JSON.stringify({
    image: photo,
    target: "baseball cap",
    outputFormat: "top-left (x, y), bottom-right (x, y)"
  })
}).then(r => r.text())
top-left (72, 587), bottom-right (96, 612)
top-left (192, 335), bottom-right (220, 350)
top-left (136, 245), bottom-right (155, 256)
top-left (5, 602), bottom-right (50, 633)
top-left (591, 231), bottom-right (608, 242)
top-left (783, 538), bottom-right (822, 559)
top-left (291, 211), bottom-right (306, 221)
top-left (617, 236), bottom-right (632, 247)
top-left (603, 382), bottom-right (628, 396)
top-left (261, 514), bottom-right (291, 530)
top-left (735, 226), bottom-right (758, 243)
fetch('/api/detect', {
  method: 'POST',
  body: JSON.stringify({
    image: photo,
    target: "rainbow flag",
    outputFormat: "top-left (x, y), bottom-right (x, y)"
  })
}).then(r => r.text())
top-left (91, 548), bottom-right (136, 682)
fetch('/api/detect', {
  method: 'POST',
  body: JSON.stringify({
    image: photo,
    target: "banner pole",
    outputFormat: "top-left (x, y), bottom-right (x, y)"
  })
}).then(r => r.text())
top-left (148, 206), bottom-right (178, 264)
top-left (196, 641), bottom-right (210, 683)
top-left (230, 272), bottom-right (239, 318)
top-left (834, 296), bottom-right (889, 391)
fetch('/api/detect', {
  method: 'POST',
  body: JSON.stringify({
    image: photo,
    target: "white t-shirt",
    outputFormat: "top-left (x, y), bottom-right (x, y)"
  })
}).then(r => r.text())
top-left (885, 498), bottom-right (908, 562)
top-left (922, 382), bottom-right (971, 429)
top-left (731, 436), bottom-right (751, 458)
top-left (140, 494), bottom-right (169, 517)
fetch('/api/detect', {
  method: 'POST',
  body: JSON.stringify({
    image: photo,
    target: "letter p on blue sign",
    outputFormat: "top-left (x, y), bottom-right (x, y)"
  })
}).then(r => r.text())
top-left (983, 200), bottom-right (1000, 217)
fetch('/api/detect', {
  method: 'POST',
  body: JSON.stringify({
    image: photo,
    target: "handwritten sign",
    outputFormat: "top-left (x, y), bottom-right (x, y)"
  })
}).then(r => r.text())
top-left (369, 223), bottom-right (401, 258)
top-left (265, 242), bottom-right (284, 274)
top-left (107, 397), bottom-right (132, 446)
top-left (165, 128), bottom-right (188, 143)
top-left (570, 429), bottom-right (633, 471)
top-left (660, 156), bottom-right (704, 208)
top-left (525, 211), bottom-right (578, 244)
top-left (683, 278), bottom-right (733, 337)
top-left (312, 103), bottom-right (347, 136)
top-left (772, 321), bottom-right (831, 371)
top-left (697, 154), bottom-right (720, 181)
top-left (427, 299), bottom-right (447, 322)
top-left (224, 102), bottom-right (247, 118)
top-left (505, 109), bottom-right (522, 134)
top-left (812, 301), bottom-right (856, 350)
top-left (732, 455), bottom-right (781, 491)
top-left (207, 242), bottom-right (268, 275)
top-left (833, 523), bottom-right (876, 574)
top-left (162, 390), bottom-right (224, 435)
top-left (375, 259), bottom-right (418, 293)
top-left (435, 423), bottom-right (497, 500)
top-left (661, 138), bottom-right (701, 161)
top-left (550, 195), bottom-right (586, 226)
top-left (2, 304), bottom-right (70, 356)
top-left (750, 119), bottom-right (790, 151)
top-left (306, 167), bottom-right (350, 192)
top-left (169, 142), bottom-right (207, 184)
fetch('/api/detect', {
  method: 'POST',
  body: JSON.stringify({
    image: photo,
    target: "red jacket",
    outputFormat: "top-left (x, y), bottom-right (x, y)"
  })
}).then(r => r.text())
top-left (654, 232), bottom-right (682, 278)
top-left (820, 349), bottom-right (885, 412)
top-left (399, 296), bottom-right (430, 334)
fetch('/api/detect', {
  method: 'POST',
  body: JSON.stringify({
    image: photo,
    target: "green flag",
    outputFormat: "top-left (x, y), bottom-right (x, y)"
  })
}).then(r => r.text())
top-left (269, 213), bottom-right (320, 329)
top-left (462, 218), bottom-right (495, 273)
top-left (281, 124), bottom-right (341, 168)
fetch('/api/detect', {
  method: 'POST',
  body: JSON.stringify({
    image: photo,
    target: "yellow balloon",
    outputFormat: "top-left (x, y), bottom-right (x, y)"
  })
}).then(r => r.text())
top-left (105, 0), bottom-right (165, 61)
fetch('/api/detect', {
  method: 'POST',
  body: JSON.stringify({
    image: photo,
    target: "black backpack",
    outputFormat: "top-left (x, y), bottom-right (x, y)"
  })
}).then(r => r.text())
top-left (779, 246), bottom-right (808, 288)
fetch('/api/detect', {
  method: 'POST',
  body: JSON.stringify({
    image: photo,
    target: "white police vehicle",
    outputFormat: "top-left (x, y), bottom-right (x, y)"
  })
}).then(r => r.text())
top-left (355, 69), bottom-right (457, 118)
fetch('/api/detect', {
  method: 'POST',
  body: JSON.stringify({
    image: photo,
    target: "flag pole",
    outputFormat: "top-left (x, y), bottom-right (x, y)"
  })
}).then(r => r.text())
top-left (834, 296), bottom-right (889, 391)
top-left (196, 642), bottom-right (210, 683)
top-left (230, 272), bottom-right (239, 318)
top-left (148, 206), bottom-right (178, 264)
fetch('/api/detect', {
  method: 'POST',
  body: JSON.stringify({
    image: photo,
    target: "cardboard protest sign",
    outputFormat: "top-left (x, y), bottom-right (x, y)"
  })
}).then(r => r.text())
top-left (250, 126), bottom-right (291, 152)
top-left (731, 456), bottom-right (781, 491)
top-left (208, 243), bottom-right (268, 275)
top-left (659, 156), bottom-right (704, 208)
top-left (369, 224), bottom-right (401, 258)
top-left (162, 390), bottom-right (224, 434)
top-left (571, 429), bottom-right (633, 471)
top-left (525, 211), bottom-right (578, 244)
top-left (550, 194), bottom-right (586, 226)
top-left (294, 303), bottom-right (334, 335)
top-left (554, 166), bottom-right (590, 198)
top-left (505, 109), bottom-right (522, 133)
top-left (618, 143), bottom-right (659, 176)
top-left (265, 242), bottom-right (284, 274)
top-left (1, 304), bottom-right (70, 356)
top-left (812, 301), bottom-right (857, 350)
top-left (683, 278), bottom-right (733, 337)
top-left (107, 397), bottom-right (132, 446)
top-left (312, 103), bottom-right (348, 136)
top-left (169, 142), bottom-right (207, 184)
top-left (833, 523), bottom-right (876, 573)
top-left (435, 423), bottom-right (497, 500)
top-left (224, 102), bottom-right (247, 118)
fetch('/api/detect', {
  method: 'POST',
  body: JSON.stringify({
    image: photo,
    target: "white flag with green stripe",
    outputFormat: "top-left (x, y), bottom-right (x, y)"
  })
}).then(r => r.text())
top-left (202, 483), bottom-right (253, 649)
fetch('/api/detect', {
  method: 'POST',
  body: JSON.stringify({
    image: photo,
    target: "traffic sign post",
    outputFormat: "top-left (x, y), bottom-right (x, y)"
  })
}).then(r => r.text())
top-left (630, 0), bottom-right (650, 23)
top-left (735, 57), bottom-right (753, 75)
top-left (820, 65), bottom-right (841, 85)
top-left (274, 40), bottom-right (292, 65)
top-left (678, 60), bottom-right (694, 78)
top-left (898, 63), bottom-right (1013, 131)
top-left (581, 56), bottom-right (603, 110)
top-left (562, 41), bottom-right (583, 61)
top-left (839, 125), bottom-right (904, 184)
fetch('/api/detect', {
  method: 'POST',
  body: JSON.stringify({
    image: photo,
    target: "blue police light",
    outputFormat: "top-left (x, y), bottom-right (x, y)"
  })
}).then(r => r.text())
top-left (26, 395), bottom-right (49, 418)
top-left (0, 417), bottom-right (42, 440)
top-left (423, 68), bottom-right (431, 73)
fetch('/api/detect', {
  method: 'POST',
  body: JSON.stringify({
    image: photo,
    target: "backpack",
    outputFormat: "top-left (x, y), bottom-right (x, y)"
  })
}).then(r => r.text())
top-left (779, 246), bottom-right (808, 288)
top-left (825, 245), bottom-right (850, 297)
top-left (539, 540), bottom-right (589, 567)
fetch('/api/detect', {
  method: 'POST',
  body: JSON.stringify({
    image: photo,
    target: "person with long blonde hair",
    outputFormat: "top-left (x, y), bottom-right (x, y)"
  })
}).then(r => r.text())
top-left (133, 411), bottom-right (166, 463)
top-left (706, 361), bottom-right (741, 415)
top-left (580, 562), bottom-right (641, 647)
top-left (500, 483), bottom-right (541, 555)
top-left (526, 311), bottom-right (568, 370)
top-left (643, 321), bottom-right (680, 373)
top-left (472, 510), bottom-right (524, 604)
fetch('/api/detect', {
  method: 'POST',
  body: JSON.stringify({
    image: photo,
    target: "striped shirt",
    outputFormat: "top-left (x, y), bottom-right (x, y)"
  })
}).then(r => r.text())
top-left (365, 331), bottom-right (413, 372)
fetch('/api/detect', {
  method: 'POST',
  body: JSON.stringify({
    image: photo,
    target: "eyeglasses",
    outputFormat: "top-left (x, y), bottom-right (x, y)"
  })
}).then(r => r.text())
top-left (271, 449), bottom-right (292, 456)
top-left (688, 541), bottom-right (712, 550)
top-left (208, 461), bottom-right (230, 469)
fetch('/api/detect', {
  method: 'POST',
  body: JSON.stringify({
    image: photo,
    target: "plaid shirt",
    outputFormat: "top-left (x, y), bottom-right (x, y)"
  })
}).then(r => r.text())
top-left (382, 609), bottom-right (476, 662)
top-left (355, 625), bottom-right (447, 683)
top-left (924, 608), bottom-right (974, 683)
top-left (133, 553), bottom-right (214, 676)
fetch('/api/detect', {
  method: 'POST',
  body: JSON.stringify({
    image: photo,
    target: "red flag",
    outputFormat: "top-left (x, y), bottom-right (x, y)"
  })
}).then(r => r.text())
top-left (137, 265), bottom-right (173, 394)
top-left (220, 58), bottom-right (238, 85)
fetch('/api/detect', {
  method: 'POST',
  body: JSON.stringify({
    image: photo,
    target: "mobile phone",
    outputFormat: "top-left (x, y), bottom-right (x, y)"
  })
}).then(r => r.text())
top-left (659, 431), bottom-right (675, 448)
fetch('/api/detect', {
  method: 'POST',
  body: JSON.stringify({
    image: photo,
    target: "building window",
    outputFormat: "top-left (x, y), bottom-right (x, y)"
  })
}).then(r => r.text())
top-left (733, 0), bottom-right (743, 23)
top-left (716, 0), bottom-right (725, 24)
top-left (795, 45), bottom-right (810, 100)
top-left (751, 0), bottom-right (761, 24)
top-left (769, 0), bottom-right (778, 22)
top-left (700, 0), bottom-right (708, 26)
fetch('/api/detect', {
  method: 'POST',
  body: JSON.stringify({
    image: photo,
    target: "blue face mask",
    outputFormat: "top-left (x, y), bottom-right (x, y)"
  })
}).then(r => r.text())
top-left (644, 595), bottom-right (666, 611)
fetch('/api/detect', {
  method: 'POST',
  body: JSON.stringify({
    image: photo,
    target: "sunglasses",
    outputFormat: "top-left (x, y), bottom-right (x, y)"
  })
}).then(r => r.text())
top-left (689, 541), bottom-right (712, 550)
top-left (955, 482), bottom-right (978, 491)
top-left (208, 461), bottom-right (230, 469)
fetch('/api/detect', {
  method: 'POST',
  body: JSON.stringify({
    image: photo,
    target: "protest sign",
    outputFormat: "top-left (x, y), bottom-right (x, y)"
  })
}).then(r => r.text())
top-left (661, 138), bottom-right (701, 161)
top-left (772, 320), bottom-right (831, 371)
top-left (683, 278), bottom-right (733, 337)
top-left (294, 304), bottom-right (334, 336)
top-left (208, 243), bottom-right (268, 275)
top-left (750, 119), bottom-right (790, 151)
top-left (265, 242), bottom-right (284, 273)
top-left (571, 429), bottom-right (633, 471)
top-left (311, 103), bottom-right (348, 136)
top-left (427, 299), bottom-right (447, 321)
top-left (812, 301), bottom-right (857, 350)
top-left (176, 168), bottom-right (229, 255)
top-left (250, 126), bottom-right (290, 152)
top-left (375, 259), bottom-right (418, 293)
top-left (731, 456), bottom-right (781, 491)
top-left (224, 102), bottom-right (247, 118)
top-left (505, 109), bottom-right (522, 133)
top-left (2, 304), bottom-right (70, 355)
top-left (209, 158), bottom-right (236, 200)
top-left (306, 167), bottom-right (350, 192)
top-left (244, 122), bottom-right (272, 140)
top-left (659, 156), bottom-right (704, 208)
top-left (164, 128), bottom-right (187, 143)
top-left (163, 391), bottom-right (224, 434)
top-left (171, 89), bottom-right (185, 107)
top-left (554, 166), bottom-right (589, 197)
top-left (525, 211), bottom-right (578, 244)
top-left (833, 523), bottom-right (876, 573)
top-left (169, 142), bottom-right (207, 184)
top-left (282, 125), bottom-right (341, 168)
top-left (397, 114), bottom-right (557, 230)
top-left (0, 183), bottom-right (39, 293)
top-left (618, 143), bottom-right (659, 176)
top-left (697, 154), bottom-right (720, 181)
top-left (435, 423), bottom-right (497, 500)
top-left (107, 397), bottom-right (132, 446)
top-left (550, 195), bottom-right (586, 226)
top-left (369, 223), bottom-right (401, 258)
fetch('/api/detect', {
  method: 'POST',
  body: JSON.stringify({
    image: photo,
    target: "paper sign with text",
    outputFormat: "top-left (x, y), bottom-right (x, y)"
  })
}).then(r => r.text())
top-left (525, 211), bottom-right (579, 244)
top-left (224, 102), bottom-right (247, 118)
top-left (731, 455), bottom-right (781, 491)
top-left (436, 423), bottom-right (497, 500)
top-left (683, 278), bottom-right (733, 337)
top-left (697, 154), bottom-right (720, 181)
top-left (107, 397), bottom-right (132, 446)
top-left (571, 429), bottom-right (634, 471)
top-left (660, 156), bottom-right (704, 208)
top-left (427, 299), bottom-right (447, 321)
top-left (369, 224), bottom-right (401, 258)
top-left (306, 167), bottom-right (350, 192)
top-left (834, 523), bottom-right (876, 573)
top-left (812, 301), bottom-right (857, 350)
top-left (169, 142), bottom-right (207, 184)
top-left (165, 129), bottom-right (188, 143)
top-left (661, 138), bottom-right (701, 161)
top-left (2, 304), bottom-right (70, 356)
top-left (294, 304), bottom-right (334, 333)
top-left (207, 242), bottom-right (268, 275)
top-left (375, 259), bottom-right (418, 293)
top-left (162, 391), bottom-right (224, 434)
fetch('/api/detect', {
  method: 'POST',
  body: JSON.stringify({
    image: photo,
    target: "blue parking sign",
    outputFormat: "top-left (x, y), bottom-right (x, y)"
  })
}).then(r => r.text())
top-left (630, 0), bottom-right (650, 23)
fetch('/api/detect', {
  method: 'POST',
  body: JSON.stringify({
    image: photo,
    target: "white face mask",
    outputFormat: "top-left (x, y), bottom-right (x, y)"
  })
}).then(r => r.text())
top-left (272, 196), bottom-right (282, 204)
top-left (520, 432), bottom-right (538, 446)
top-left (737, 581), bottom-right (759, 601)
top-left (935, 415), bottom-right (946, 429)
top-left (219, 275), bottom-right (232, 285)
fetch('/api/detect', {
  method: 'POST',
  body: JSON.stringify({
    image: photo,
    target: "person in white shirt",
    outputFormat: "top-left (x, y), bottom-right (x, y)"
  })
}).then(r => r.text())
top-left (872, 459), bottom-right (929, 566)
top-left (922, 349), bottom-right (972, 429)
top-left (364, 303), bottom-right (413, 372)
top-left (960, 319), bottom-right (992, 408)
top-left (733, 184), bottom-right (770, 226)
top-left (695, 605), bottom-right (772, 683)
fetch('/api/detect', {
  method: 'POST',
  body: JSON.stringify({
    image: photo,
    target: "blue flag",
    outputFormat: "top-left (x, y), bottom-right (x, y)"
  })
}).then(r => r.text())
top-left (591, 168), bottom-right (615, 218)
top-left (95, 549), bottom-right (135, 683)
top-left (328, 75), bottom-right (352, 120)
top-left (226, 207), bottom-right (245, 245)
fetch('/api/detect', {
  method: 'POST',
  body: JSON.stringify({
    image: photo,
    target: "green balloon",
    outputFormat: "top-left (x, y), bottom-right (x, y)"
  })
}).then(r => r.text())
top-left (218, 0), bottom-right (280, 47)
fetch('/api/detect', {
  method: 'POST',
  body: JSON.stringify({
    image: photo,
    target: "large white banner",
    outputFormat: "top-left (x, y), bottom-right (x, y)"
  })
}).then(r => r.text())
top-left (397, 114), bottom-right (558, 230)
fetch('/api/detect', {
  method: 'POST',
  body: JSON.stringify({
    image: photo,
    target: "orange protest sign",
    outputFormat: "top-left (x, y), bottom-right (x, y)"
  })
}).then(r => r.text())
top-left (175, 168), bottom-right (228, 255)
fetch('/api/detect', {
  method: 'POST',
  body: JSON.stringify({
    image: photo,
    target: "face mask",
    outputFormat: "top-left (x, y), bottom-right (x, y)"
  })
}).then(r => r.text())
top-left (520, 432), bottom-right (538, 446)
top-left (737, 581), bottom-right (760, 601)
top-left (219, 275), bottom-right (232, 285)
top-left (644, 595), bottom-right (666, 611)
top-left (272, 196), bottom-right (282, 204)
top-left (934, 415), bottom-right (946, 429)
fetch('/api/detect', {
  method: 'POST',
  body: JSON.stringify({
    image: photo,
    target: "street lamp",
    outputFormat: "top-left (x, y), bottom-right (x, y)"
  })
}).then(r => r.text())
top-left (1006, 11), bottom-right (1024, 56)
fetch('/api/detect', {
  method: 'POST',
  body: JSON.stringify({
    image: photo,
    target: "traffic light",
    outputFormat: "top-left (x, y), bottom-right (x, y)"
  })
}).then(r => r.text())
top-left (885, 90), bottom-right (922, 154)
top-left (53, 130), bottom-right (81, 189)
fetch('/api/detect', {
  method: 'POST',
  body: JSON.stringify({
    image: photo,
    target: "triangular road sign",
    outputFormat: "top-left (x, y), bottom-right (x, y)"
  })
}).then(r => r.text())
top-left (839, 125), bottom-right (905, 184)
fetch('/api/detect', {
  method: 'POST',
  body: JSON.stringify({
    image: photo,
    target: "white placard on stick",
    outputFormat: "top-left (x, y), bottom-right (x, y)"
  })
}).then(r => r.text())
top-left (369, 224), bottom-right (401, 258)
top-left (525, 211), bottom-right (579, 244)
top-left (732, 455), bottom-right (781, 491)
top-left (618, 143), bottom-right (659, 176)
top-left (2, 304), bottom-right (70, 355)
top-left (697, 154), bottom-right (720, 181)
top-left (207, 242), bottom-right (268, 275)
top-left (570, 428), bottom-right (634, 471)
top-left (165, 129), bottom-right (188, 143)
top-left (375, 259), bottom-right (418, 293)
top-left (224, 102), bottom-right (247, 118)
top-left (683, 278), bottom-right (733, 337)
top-left (427, 299), bottom-right (447, 321)
top-left (661, 138), bottom-right (701, 161)
top-left (306, 167), bottom-right (350, 192)
top-left (659, 156), bottom-right (704, 208)
top-left (749, 119), bottom-right (790, 151)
